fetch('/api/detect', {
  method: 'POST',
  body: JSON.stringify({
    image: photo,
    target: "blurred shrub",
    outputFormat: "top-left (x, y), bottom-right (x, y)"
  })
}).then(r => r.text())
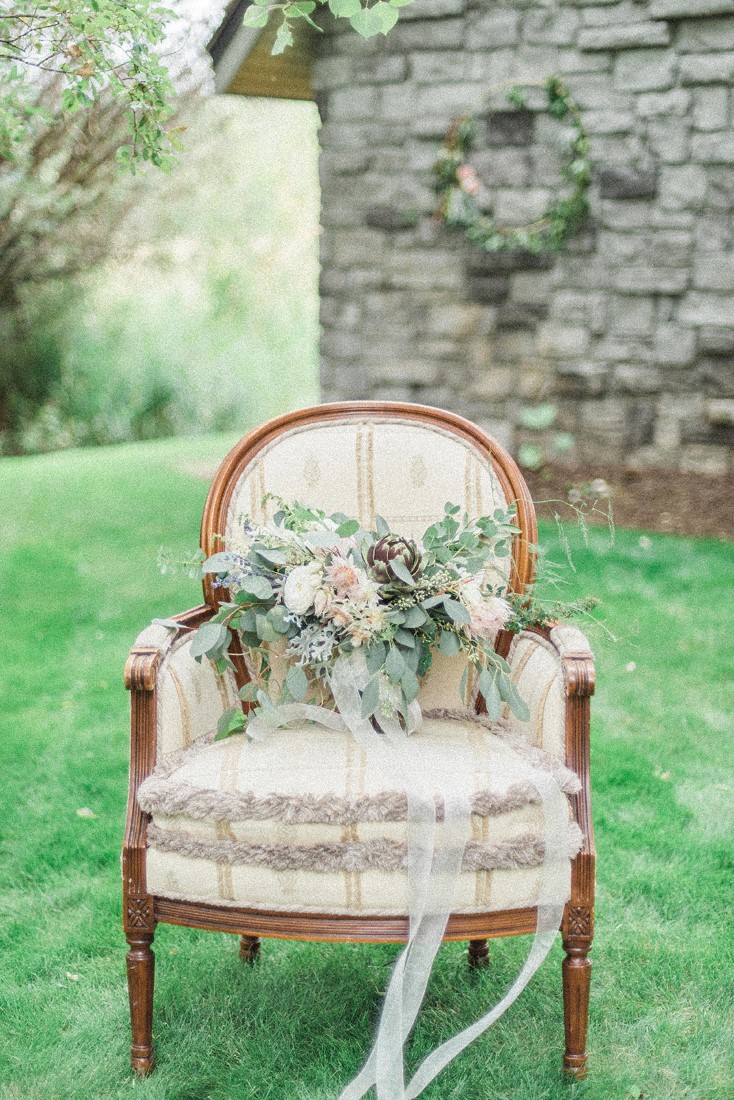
top-left (3, 97), bottom-right (320, 454)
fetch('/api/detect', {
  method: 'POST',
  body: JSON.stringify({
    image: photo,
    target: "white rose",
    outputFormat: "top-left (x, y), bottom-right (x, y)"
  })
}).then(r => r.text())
top-left (283, 563), bottom-right (322, 616)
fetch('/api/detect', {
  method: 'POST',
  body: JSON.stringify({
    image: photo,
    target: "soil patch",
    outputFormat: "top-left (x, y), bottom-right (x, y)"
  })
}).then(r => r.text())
top-left (523, 463), bottom-right (734, 542)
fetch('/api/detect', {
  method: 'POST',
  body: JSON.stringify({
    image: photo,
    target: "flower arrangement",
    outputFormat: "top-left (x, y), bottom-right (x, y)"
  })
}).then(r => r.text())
top-left (187, 496), bottom-right (532, 738)
top-left (432, 75), bottom-right (591, 255)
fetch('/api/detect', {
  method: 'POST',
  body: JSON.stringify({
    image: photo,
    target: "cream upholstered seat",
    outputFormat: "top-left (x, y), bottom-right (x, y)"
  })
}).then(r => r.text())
top-left (138, 713), bottom-right (583, 916)
top-left (123, 402), bottom-right (596, 1083)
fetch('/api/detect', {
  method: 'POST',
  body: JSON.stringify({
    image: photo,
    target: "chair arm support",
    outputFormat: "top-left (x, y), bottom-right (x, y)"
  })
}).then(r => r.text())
top-left (545, 625), bottom-right (596, 699)
top-left (124, 606), bottom-right (214, 692)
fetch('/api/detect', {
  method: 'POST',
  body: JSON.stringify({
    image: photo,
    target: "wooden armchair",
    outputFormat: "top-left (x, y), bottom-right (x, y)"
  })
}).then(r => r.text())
top-left (123, 401), bottom-right (595, 1083)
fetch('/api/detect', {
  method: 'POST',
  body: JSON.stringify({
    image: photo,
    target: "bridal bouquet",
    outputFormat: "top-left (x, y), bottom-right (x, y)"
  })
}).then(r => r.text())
top-left (185, 496), bottom-right (530, 738)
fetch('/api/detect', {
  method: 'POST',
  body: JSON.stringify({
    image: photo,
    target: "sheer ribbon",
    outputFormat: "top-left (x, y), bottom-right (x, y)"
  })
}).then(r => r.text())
top-left (247, 653), bottom-right (570, 1100)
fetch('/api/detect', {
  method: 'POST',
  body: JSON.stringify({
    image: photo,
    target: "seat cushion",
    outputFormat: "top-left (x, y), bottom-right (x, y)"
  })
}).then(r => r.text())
top-left (139, 714), bottom-right (582, 916)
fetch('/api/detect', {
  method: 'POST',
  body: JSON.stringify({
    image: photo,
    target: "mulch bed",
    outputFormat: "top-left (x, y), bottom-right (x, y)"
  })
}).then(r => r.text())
top-left (523, 463), bottom-right (734, 542)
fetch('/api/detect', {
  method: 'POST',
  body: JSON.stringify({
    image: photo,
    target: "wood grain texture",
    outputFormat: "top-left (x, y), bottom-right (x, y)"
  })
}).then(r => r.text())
top-left (126, 932), bottom-right (155, 1076)
top-left (468, 938), bottom-right (490, 969)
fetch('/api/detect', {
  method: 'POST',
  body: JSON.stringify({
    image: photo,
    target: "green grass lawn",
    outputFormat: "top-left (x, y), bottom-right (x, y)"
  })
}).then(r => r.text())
top-left (1, 436), bottom-right (733, 1100)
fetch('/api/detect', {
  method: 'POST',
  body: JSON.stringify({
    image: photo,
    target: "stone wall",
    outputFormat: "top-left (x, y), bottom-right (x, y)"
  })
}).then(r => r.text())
top-left (312, 0), bottom-right (734, 473)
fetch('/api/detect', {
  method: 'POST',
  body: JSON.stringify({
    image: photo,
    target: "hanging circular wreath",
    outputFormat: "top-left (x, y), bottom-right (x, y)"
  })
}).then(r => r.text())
top-left (432, 75), bottom-right (591, 254)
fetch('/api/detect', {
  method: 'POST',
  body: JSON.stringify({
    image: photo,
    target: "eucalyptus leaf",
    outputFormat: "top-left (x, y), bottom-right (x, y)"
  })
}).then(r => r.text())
top-left (272, 20), bottom-right (294, 53)
top-left (337, 519), bottom-right (361, 537)
top-left (190, 622), bottom-right (229, 660)
top-left (478, 668), bottom-right (502, 719)
top-left (286, 664), bottom-right (309, 701)
top-left (255, 615), bottom-right (280, 643)
top-left (360, 675), bottom-right (381, 718)
top-left (242, 5), bottom-right (270, 27)
top-left (239, 575), bottom-right (275, 601)
top-left (365, 641), bottom-right (387, 675)
top-left (239, 682), bottom-right (260, 702)
top-left (385, 646), bottom-right (405, 681)
top-left (402, 605), bottom-right (427, 628)
top-left (215, 706), bottom-right (247, 739)
top-left (329, 0), bottom-right (361, 13)
top-left (394, 627), bottom-right (416, 648)
top-left (442, 597), bottom-right (471, 624)
top-left (202, 552), bottom-right (240, 574)
top-left (375, 513), bottom-right (390, 537)
top-left (389, 560), bottom-right (415, 587)
top-left (251, 544), bottom-right (287, 565)
top-left (438, 630), bottom-right (461, 657)
top-left (400, 667), bottom-right (420, 703)
top-left (497, 674), bottom-right (531, 721)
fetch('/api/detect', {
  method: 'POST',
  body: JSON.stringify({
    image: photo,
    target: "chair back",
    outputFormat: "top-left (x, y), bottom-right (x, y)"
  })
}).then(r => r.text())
top-left (201, 402), bottom-right (537, 707)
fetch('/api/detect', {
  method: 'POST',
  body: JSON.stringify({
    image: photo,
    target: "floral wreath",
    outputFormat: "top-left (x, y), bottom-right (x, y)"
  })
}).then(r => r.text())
top-left (432, 75), bottom-right (591, 254)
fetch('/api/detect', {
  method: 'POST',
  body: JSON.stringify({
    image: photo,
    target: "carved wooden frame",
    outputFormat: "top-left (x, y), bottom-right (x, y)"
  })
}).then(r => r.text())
top-left (122, 401), bottom-right (595, 1079)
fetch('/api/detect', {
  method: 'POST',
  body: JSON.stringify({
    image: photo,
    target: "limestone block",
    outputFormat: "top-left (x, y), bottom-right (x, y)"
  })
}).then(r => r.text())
top-left (329, 86), bottom-right (379, 120)
top-left (646, 120), bottom-right (691, 164)
top-left (312, 58), bottom-right (354, 91)
top-left (399, 0), bottom-right (466, 20)
top-left (536, 322), bottom-right (590, 358)
top-left (524, 9), bottom-right (581, 45)
top-left (613, 364), bottom-right (662, 391)
top-left (493, 328), bottom-right (538, 361)
top-left (410, 51), bottom-right (471, 83)
top-left (558, 48), bottom-right (612, 73)
top-left (654, 324), bottom-right (698, 364)
top-left (610, 295), bottom-right (655, 335)
top-left (692, 86), bottom-right (730, 131)
top-left (496, 302), bottom-right (549, 327)
top-left (693, 253), bottom-right (734, 289)
top-left (582, 1), bottom-right (659, 26)
top-left (614, 267), bottom-right (689, 293)
top-left (466, 276), bottom-right (511, 303)
top-left (650, 0), bottom-right (734, 18)
top-left (678, 291), bottom-right (734, 324)
top-left (680, 52), bottom-right (734, 84)
top-left (649, 229), bottom-right (695, 266)
top-left (708, 168), bottom-right (734, 210)
top-left (598, 166), bottom-right (658, 199)
top-left (550, 289), bottom-right (608, 332)
top-left (636, 89), bottom-right (691, 116)
top-left (378, 81), bottom-right (419, 121)
top-left (365, 205), bottom-right (421, 231)
top-left (678, 16), bottom-right (734, 51)
top-left (696, 357), bottom-right (734, 394)
top-left (366, 358), bottom-right (442, 385)
top-left (493, 188), bottom-right (551, 222)
top-left (388, 249), bottom-right (465, 290)
top-left (416, 81), bottom-right (486, 115)
top-left (698, 325), bottom-right (734, 352)
top-left (614, 49), bottom-right (676, 92)
top-left (583, 110), bottom-right (636, 133)
top-left (549, 73), bottom-right (630, 110)
top-left (659, 165), bottom-right (708, 210)
top-left (476, 419), bottom-right (514, 452)
top-left (471, 148), bottom-right (531, 188)
top-left (580, 396), bottom-right (628, 435)
top-left (706, 398), bottom-right (734, 424)
top-left (469, 367), bottom-right (517, 400)
top-left (467, 250), bottom-right (554, 275)
top-left (484, 109), bottom-right (534, 147)
top-left (426, 303), bottom-right (483, 338)
top-left (691, 133), bottom-right (734, 164)
top-left (578, 22), bottom-right (670, 50)
top-left (554, 361), bottom-right (609, 396)
top-left (386, 18), bottom-right (465, 50)
top-left (471, 9), bottom-right (522, 48)
top-left (507, 272), bottom-right (553, 307)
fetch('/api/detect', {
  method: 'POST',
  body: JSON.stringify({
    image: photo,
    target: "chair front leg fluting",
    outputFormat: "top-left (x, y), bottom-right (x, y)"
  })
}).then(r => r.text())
top-left (562, 905), bottom-right (593, 1077)
top-left (126, 931), bottom-right (156, 1075)
top-left (468, 938), bottom-right (490, 969)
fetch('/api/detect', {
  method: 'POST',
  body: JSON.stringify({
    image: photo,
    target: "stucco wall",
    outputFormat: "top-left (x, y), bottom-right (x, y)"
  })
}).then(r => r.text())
top-left (313, 0), bottom-right (734, 473)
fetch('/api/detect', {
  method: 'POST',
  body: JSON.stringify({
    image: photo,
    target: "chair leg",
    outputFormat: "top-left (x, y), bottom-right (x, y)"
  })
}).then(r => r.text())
top-left (562, 941), bottom-right (592, 1078)
top-left (239, 934), bottom-right (261, 965)
top-left (468, 938), bottom-right (490, 970)
top-left (126, 931), bottom-right (156, 1075)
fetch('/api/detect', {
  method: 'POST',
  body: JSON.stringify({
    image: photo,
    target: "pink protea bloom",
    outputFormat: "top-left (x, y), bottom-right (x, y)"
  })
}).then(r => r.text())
top-left (456, 164), bottom-right (480, 196)
top-left (461, 582), bottom-right (512, 640)
top-left (325, 556), bottom-right (361, 597)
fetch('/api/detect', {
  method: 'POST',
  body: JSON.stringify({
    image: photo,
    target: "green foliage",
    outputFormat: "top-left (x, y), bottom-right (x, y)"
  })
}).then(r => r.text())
top-left (4, 98), bottom-right (319, 456)
top-left (0, 0), bottom-right (177, 168)
top-left (432, 75), bottom-right (592, 255)
top-left (517, 404), bottom-right (577, 472)
top-left (1, 436), bottom-right (733, 1099)
top-left (250, 0), bottom-right (416, 44)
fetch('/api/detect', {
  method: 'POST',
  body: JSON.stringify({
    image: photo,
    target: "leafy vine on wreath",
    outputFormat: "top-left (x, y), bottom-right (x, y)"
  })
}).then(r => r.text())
top-left (432, 75), bottom-right (591, 255)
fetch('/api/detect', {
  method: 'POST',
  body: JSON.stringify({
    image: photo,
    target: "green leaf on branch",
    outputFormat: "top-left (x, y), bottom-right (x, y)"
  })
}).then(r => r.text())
top-left (329, 0), bottom-right (362, 14)
top-left (216, 706), bottom-right (247, 740)
top-left (242, 5), bottom-right (270, 27)
top-left (239, 682), bottom-right (260, 702)
top-left (497, 673), bottom-right (531, 721)
top-left (442, 597), bottom-right (471, 624)
top-left (385, 646), bottom-right (405, 682)
top-left (272, 21), bottom-right (294, 54)
top-left (365, 641), bottom-right (387, 675)
top-left (402, 605), bottom-right (427, 628)
top-left (390, 560), bottom-right (415, 587)
top-left (337, 519), bottom-right (361, 537)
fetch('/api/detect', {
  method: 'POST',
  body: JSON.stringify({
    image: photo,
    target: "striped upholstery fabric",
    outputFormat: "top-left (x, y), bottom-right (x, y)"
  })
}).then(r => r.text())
top-left (140, 713), bottom-right (582, 916)
top-left (507, 626), bottom-right (592, 761)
